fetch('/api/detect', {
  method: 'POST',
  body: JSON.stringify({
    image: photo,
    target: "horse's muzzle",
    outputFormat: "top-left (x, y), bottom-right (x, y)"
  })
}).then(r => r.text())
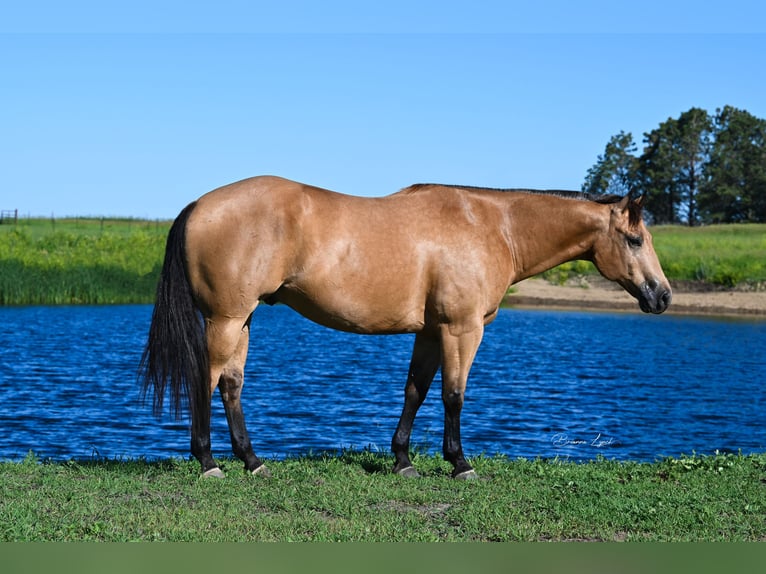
top-left (637, 279), bottom-right (672, 314)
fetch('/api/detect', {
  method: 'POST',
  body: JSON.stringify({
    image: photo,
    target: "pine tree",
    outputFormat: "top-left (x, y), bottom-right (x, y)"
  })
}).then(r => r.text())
top-left (582, 131), bottom-right (638, 197)
top-left (586, 106), bottom-right (766, 224)
top-left (700, 106), bottom-right (766, 223)
top-left (635, 108), bottom-right (712, 225)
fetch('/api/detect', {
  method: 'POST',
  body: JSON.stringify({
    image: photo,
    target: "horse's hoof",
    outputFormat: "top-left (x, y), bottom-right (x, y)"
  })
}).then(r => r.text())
top-left (453, 469), bottom-right (478, 480)
top-left (395, 466), bottom-right (420, 478)
top-left (251, 464), bottom-right (271, 478)
top-left (202, 467), bottom-right (226, 479)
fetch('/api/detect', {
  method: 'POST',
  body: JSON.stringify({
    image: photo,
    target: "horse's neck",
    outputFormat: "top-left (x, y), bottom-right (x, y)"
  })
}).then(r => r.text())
top-left (506, 198), bottom-right (606, 282)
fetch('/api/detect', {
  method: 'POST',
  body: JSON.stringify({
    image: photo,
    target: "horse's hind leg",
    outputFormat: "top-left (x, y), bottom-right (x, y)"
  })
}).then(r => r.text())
top-left (194, 314), bottom-right (265, 478)
top-left (215, 315), bottom-right (269, 476)
top-left (391, 333), bottom-right (441, 477)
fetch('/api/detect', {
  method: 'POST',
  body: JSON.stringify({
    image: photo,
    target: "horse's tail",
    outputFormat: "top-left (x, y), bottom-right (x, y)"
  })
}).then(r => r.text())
top-left (139, 201), bottom-right (209, 424)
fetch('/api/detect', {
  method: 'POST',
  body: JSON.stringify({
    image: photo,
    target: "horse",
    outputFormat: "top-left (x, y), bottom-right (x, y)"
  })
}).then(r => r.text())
top-left (140, 175), bottom-right (671, 479)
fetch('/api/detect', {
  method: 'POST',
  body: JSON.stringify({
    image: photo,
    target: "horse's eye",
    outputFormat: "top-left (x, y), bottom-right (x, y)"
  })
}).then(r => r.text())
top-left (626, 234), bottom-right (643, 248)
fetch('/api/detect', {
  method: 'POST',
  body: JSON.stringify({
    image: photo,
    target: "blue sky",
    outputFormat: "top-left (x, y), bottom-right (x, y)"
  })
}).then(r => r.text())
top-left (2, 2), bottom-right (765, 218)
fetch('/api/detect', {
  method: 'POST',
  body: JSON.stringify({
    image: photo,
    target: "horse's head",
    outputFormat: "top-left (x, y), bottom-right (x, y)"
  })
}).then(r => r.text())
top-left (591, 195), bottom-right (672, 314)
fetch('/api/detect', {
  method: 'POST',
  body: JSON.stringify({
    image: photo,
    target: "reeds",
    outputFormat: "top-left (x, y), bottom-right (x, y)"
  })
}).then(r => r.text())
top-left (0, 219), bottom-right (169, 305)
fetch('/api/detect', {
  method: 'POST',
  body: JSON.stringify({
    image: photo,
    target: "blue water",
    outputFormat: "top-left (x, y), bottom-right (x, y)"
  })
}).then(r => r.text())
top-left (0, 305), bottom-right (764, 463)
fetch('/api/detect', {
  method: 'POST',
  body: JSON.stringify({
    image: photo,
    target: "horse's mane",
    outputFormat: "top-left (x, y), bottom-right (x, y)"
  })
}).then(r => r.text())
top-left (400, 183), bottom-right (642, 225)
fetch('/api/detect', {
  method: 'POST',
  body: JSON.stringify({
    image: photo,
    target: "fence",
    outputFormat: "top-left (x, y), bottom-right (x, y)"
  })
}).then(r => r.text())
top-left (0, 209), bottom-right (18, 225)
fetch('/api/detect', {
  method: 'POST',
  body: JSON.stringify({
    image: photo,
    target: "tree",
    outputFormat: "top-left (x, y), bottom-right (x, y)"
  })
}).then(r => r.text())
top-left (582, 131), bottom-right (638, 197)
top-left (586, 106), bottom-right (766, 225)
top-left (699, 106), bottom-right (766, 223)
top-left (636, 122), bottom-right (677, 224)
top-left (637, 108), bottom-right (712, 226)
top-left (676, 108), bottom-right (714, 225)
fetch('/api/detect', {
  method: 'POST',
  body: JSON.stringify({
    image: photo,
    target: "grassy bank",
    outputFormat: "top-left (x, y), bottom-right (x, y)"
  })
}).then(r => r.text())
top-left (542, 224), bottom-right (766, 288)
top-left (0, 218), bottom-right (169, 305)
top-left (1, 219), bottom-right (764, 305)
top-left (1, 451), bottom-right (764, 541)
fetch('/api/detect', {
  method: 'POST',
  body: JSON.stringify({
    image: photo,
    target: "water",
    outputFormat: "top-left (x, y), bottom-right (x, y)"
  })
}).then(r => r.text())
top-left (0, 305), bottom-right (764, 463)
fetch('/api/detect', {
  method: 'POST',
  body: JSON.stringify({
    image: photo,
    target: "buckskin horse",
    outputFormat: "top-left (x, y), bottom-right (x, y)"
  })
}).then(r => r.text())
top-left (140, 176), bottom-right (671, 479)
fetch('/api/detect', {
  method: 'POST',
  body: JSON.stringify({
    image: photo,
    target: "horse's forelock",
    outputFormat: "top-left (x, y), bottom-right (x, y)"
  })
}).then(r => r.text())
top-left (627, 201), bottom-right (643, 227)
top-left (593, 194), bottom-right (644, 226)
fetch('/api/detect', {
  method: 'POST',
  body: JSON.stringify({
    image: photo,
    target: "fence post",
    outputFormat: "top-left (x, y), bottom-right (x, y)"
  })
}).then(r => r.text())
top-left (0, 209), bottom-right (19, 225)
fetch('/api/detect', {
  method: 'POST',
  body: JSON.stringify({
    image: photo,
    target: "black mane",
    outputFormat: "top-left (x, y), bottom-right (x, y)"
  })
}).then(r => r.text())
top-left (400, 183), bottom-right (641, 225)
top-left (403, 183), bottom-right (622, 204)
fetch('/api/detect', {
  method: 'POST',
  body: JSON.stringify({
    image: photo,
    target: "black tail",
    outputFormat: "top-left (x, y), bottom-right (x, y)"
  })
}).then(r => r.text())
top-left (139, 202), bottom-right (209, 423)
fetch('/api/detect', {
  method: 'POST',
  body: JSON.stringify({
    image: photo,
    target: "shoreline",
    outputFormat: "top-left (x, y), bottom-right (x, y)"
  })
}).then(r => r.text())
top-left (503, 277), bottom-right (766, 318)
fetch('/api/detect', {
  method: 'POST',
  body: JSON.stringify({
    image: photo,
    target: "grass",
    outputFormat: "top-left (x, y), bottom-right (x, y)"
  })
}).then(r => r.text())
top-left (541, 224), bottom-right (766, 288)
top-left (0, 218), bottom-right (169, 305)
top-left (1, 219), bottom-right (764, 305)
top-left (651, 224), bottom-right (766, 287)
top-left (1, 450), bottom-right (764, 542)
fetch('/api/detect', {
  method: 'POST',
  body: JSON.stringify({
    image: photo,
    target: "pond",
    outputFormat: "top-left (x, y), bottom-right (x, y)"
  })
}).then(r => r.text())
top-left (0, 305), bottom-right (763, 463)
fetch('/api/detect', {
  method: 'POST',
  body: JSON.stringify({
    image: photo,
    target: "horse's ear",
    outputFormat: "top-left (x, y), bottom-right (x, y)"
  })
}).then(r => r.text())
top-left (617, 194), bottom-right (631, 211)
top-left (635, 195), bottom-right (646, 208)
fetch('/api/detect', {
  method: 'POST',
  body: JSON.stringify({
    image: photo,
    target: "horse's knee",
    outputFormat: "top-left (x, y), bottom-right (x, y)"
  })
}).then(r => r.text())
top-left (442, 388), bottom-right (464, 412)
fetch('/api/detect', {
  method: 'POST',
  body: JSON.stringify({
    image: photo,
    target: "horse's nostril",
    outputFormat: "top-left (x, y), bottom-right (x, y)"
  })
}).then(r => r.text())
top-left (647, 278), bottom-right (659, 291)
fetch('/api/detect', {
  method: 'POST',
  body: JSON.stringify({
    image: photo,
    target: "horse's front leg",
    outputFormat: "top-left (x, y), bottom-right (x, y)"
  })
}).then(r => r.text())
top-left (391, 333), bottom-right (441, 477)
top-left (439, 323), bottom-right (483, 479)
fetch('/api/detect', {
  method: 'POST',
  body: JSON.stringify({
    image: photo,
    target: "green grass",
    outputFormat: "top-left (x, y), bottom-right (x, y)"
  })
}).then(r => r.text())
top-left (1, 451), bottom-right (764, 541)
top-left (1, 219), bottom-right (764, 305)
top-left (542, 224), bottom-right (766, 288)
top-left (652, 224), bottom-right (766, 287)
top-left (0, 218), bottom-right (169, 305)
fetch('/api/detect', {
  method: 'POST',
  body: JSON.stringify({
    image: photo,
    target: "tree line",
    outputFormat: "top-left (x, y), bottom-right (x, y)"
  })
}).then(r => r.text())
top-left (582, 105), bottom-right (766, 225)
